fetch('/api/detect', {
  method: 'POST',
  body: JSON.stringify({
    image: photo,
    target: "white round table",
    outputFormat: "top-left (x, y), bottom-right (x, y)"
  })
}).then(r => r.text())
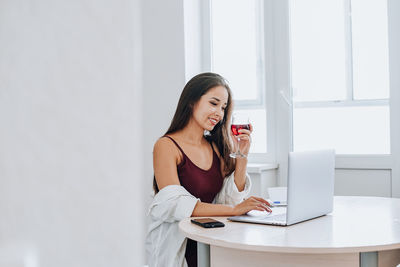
top-left (179, 196), bottom-right (400, 267)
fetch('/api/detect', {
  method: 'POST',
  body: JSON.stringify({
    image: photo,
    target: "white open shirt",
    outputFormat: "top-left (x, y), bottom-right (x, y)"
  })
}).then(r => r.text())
top-left (145, 172), bottom-right (251, 267)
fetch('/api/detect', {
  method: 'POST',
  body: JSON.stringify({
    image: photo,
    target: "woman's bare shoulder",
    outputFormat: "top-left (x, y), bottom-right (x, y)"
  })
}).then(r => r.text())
top-left (153, 136), bottom-right (182, 161)
top-left (154, 136), bottom-right (176, 152)
top-left (153, 136), bottom-right (182, 189)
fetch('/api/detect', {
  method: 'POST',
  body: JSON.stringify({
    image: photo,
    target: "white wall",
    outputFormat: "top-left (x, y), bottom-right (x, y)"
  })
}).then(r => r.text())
top-left (183, 0), bottom-right (210, 80)
top-left (0, 1), bottom-right (144, 266)
top-left (334, 169), bottom-right (392, 197)
top-left (388, 0), bottom-right (400, 198)
top-left (142, 0), bottom-right (186, 208)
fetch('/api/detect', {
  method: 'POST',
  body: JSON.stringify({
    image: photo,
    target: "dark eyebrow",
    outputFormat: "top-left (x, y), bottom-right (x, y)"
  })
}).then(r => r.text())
top-left (210, 97), bottom-right (227, 106)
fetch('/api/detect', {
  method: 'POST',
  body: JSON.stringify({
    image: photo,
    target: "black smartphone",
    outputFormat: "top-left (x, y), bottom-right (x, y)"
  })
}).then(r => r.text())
top-left (191, 218), bottom-right (225, 228)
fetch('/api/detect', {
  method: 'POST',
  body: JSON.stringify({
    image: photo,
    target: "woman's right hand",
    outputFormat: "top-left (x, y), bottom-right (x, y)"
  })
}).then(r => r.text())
top-left (233, 196), bottom-right (272, 216)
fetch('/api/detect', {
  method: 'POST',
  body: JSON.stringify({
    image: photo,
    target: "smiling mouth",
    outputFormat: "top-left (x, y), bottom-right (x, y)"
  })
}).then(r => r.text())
top-left (209, 118), bottom-right (218, 125)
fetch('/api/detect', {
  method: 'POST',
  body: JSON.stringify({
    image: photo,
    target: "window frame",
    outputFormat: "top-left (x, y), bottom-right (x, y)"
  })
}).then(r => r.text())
top-left (205, 0), bottom-right (271, 159)
top-left (209, 0), bottom-right (266, 108)
top-left (290, 0), bottom-right (392, 161)
top-left (285, 0), bottom-right (399, 196)
top-left (291, 0), bottom-right (390, 110)
top-left (200, 0), bottom-right (400, 198)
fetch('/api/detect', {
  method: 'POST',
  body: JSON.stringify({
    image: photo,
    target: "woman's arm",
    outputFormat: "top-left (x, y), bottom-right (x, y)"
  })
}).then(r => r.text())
top-left (192, 196), bottom-right (271, 216)
top-left (233, 158), bottom-right (247, 191)
top-left (154, 137), bottom-right (270, 217)
top-left (212, 142), bottom-right (246, 192)
top-left (153, 138), bottom-right (182, 190)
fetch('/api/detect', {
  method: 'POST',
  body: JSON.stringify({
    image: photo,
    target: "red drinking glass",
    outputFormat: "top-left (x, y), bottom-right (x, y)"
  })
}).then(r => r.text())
top-left (230, 114), bottom-right (250, 158)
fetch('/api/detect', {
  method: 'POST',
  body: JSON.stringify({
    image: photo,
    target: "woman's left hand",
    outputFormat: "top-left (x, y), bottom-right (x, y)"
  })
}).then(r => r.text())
top-left (231, 124), bottom-right (253, 157)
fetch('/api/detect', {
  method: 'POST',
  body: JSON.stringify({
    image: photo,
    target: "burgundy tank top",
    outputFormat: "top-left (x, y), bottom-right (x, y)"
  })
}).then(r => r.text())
top-left (163, 136), bottom-right (224, 267)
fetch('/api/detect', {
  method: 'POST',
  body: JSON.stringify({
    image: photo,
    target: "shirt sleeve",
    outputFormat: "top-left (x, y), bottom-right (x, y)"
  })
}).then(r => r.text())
top-left (213, 172), bottom-right (252, 206)
top-left (148, 185), bottom-right (200, 223)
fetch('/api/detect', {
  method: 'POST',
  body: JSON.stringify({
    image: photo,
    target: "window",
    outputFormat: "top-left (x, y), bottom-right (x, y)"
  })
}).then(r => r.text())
top-left (290, 0), bottom-right (390, 154)
top-left (210, 0), bottom-right (267, 153)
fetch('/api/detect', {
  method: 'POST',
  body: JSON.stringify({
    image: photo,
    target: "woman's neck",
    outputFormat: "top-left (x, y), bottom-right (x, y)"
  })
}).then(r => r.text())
top-left (175, 120), bottom-right (206, 145)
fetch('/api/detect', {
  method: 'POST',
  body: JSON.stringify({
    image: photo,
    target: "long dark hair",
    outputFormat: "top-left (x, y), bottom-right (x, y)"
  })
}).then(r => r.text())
top-left (153, 72), bottom-right (235, 193)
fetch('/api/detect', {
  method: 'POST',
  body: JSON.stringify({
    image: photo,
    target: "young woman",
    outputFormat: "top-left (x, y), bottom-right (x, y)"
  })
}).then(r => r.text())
top-left (146, 72), bottom-right (271, 267)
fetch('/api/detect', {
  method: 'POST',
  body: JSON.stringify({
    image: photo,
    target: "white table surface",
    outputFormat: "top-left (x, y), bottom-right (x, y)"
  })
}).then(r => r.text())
top-left (179, 196), bottom-right (400, 254)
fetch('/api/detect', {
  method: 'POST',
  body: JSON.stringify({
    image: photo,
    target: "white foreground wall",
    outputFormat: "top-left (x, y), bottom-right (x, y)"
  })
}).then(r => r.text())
top-left (142, 0), bottom-right (186, 209)
top-left (0, 1), bottom-right (144, 266)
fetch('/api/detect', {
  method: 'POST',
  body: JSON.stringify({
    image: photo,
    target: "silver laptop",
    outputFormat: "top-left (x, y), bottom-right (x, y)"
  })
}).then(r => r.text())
top-left (228, 149), bottom-right (335, 226)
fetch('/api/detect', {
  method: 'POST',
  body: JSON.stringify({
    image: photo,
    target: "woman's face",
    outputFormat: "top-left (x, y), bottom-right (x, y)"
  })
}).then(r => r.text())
top-left (191, 85), bottom-right (229, 131)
